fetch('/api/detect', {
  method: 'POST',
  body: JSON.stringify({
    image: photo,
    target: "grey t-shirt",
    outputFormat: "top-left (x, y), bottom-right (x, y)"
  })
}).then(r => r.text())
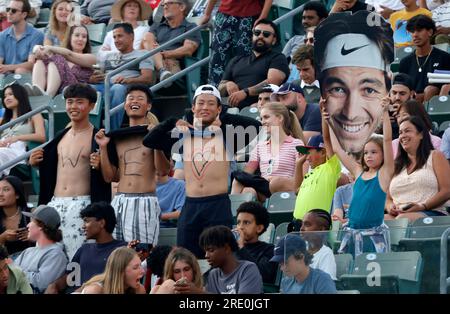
top-left (206, 260), bottom-right (263, 294)
top-left (280, 267), bottom-right (337, 294)
top-left (149, 19), bottom-right (202, 53)
top-left (102, 50), bottom-right (155, 82)
top-left (80, 0), bottom-right (116, 22)
top-left (282, 35), bottom-right (305, 59)
top-left (14, 243), bottom-right (68, 293)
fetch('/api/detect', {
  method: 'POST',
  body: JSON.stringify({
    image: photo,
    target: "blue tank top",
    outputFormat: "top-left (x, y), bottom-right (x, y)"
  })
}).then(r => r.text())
top-left (348, 171), bottom-right (386, 229)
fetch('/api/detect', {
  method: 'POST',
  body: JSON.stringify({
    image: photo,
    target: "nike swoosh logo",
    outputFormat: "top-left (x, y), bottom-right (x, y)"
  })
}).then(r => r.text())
top-left (341, 44), bottom-right (369, 56)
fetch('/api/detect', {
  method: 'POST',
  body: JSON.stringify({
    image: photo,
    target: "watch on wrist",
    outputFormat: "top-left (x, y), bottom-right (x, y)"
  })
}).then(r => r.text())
top-left (243, 88), bottom-right (250, 97)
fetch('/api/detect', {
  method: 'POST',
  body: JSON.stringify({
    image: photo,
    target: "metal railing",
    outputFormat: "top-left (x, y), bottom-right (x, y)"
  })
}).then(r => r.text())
top-left (440, 227), bottom-right (450, 294)
top-left (0, 105), bottom-right (55, 174)
top-left (273, 3), bottom-right (305, 25)
top-left (104, 23), bottom-right (211, 133)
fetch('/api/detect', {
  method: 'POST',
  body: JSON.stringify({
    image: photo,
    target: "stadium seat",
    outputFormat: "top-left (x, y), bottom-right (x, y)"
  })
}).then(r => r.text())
top-left (197, 259), bottom-right (211, 275)
top-left (384, 218), bottom-right (409, 250)
top-left (272, 0), bottom-right (305, 46)
top-left (266, 191), bottom-right (296, 227)
top-left (239, 106), bottom-right (260, 120)
top-left (340, 251), bottom-right (423, 294)
top-left (49, 94), bottom-right (71, 132)
top-left (36, 8), bottom-right (50, 28)
top-left (273, 222), bottom-right (290, 244)
top-left (0, 73), bottom-right (32, 89)
top-left (394, 46), bottom-right (414, 64)
top-left (336, 290), bottom-right (360, 294)
top-left (229, 193), bottom-right (257, 218)
top-left (157, 228), bottom-right (177, 246)
top-left (398, 237), bottom-right (450, 293)
top-left (86, 23), bottom-right (107, 46)
top-left (259, 223), bottom-right (275, 244)
top-left (426, 95), bottom-right (450, 126)
top-left (439, 120), bottom-right (450, 135)
top-left (329, 220), bottom-right (342, 253)
top-left (334, 253), bottom-right (353, 279)
top-left (409, 216), bottom-right (450, 239)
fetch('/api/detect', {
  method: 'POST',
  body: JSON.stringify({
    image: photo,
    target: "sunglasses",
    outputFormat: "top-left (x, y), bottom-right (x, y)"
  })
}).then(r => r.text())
top-left (253, 29), bottom-right (273, 38)
top-left (162, 1), bottom-right (181, 7)
top-left (6, 7), bottom-right (21, 14)
top-left (304, 37), bottom-right (315, 44)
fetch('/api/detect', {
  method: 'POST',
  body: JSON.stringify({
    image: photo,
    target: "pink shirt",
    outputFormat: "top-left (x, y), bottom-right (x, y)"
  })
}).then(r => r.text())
top-left (392, 133), bottom-right (442, 158)
top-left (248, 135), bottom-right (304, 179)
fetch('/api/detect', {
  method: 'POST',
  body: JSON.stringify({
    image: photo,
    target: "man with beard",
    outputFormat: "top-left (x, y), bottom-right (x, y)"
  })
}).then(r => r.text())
top-left (271, 82), bottom-right (321, 143)
top-left (218, 19), bottom-right (290, 109)
top-left (388, 73), bottom-right (415, 138)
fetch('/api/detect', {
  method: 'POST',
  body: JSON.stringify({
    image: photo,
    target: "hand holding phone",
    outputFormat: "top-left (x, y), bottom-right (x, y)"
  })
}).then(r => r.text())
top-left (174, 277), bottom-right (188, 286)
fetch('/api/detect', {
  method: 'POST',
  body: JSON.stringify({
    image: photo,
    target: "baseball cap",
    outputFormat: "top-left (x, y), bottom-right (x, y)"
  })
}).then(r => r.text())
top-left (260, 84), bottom-right (280, 94)
top-left (193, 84), bottom-right (221, 102)
top-left (270, 234), bottom-right (307, 263)
top-left (23, 205), bottom-right (61, 230)
top-left (296, 134), bottom-right (325, 154)
top-left (392, 73), bottom-right (414, 91)
top-left (271, 82), bottom-right (304, 101)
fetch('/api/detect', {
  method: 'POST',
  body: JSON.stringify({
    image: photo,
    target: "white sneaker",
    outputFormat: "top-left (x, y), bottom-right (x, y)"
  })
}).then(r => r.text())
top-left (159, 69), bottom-right (172, 82)
top-left (32, 84), bottom-right (47, 96)
top-left (23, 83), bottom-right (35, 96)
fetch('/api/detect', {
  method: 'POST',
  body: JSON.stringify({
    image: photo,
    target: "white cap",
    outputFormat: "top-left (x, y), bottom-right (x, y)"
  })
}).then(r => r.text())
top-left (193, 84), bottom-right (221, 101)
top-left (322, 33), bottom-right (387, 72)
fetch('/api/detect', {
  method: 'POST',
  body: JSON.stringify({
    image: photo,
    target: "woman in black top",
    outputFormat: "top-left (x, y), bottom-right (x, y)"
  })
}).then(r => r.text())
top-left (0, 176), bottom-right (33, 256)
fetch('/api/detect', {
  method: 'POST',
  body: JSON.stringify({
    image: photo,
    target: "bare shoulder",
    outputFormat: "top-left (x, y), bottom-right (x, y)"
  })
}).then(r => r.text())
top-left (82, 284), bottom-right (104, 294)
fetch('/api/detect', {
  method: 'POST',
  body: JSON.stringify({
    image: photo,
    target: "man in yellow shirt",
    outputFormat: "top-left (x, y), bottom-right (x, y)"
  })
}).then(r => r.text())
top-left (389, 0), bottom-right (431, 47)
top-left (293, 114), bottom-right (341, 221)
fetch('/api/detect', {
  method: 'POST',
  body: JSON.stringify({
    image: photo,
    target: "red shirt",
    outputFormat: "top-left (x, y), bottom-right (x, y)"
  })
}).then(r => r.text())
top-left (219, 0), bottom-right (264, 17)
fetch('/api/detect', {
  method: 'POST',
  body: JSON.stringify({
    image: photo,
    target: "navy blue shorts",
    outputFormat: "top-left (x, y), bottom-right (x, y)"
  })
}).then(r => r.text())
top-left (177, 193), bottom-right (233, 258)
top-left (422, 210), bottom-right (448, 217)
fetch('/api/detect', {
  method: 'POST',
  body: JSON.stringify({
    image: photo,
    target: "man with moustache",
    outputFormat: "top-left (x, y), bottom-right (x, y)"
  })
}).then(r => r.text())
top-left (388, 73), bottom-right (415, 138)
top-left (314, 11), bottom-right (394, 154)
top-left (218, 19), bottom-right (290, 109)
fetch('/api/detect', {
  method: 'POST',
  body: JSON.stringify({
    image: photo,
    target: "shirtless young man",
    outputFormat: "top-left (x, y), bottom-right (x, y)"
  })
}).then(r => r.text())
top-left (94, 84), bottom-right (168, 247)
top-left (29, 84), bottom-right (111, 259)
top-left (143, 85), bottom-right (261, 257)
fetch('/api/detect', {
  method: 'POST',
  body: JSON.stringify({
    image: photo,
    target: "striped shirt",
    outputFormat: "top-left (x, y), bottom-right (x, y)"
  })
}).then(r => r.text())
top-left (248, 135), bottom-right (304, 179)
top-left (433, 2), bottom-right (450, 28)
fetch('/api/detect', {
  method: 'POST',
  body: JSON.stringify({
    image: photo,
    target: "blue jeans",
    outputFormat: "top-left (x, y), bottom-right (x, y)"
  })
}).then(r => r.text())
top-left (92, 83), bottom-right (128, 130)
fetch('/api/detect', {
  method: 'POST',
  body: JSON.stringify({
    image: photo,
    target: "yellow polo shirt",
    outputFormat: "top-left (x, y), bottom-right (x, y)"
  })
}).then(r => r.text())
top-left (389, 8), bottom-right (432, 47)
top-left (293, 154), bottom-right (341, 220)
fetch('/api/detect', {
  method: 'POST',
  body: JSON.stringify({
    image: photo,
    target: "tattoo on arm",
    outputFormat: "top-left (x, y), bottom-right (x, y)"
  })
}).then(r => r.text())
top-left (248, 80), bottom-right (269, 96)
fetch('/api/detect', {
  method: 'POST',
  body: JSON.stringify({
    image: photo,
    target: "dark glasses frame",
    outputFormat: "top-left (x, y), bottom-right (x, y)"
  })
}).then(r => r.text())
top-left (6, 7), bottom-right (22, 14)
top-left (253, 29), bottom-right (274, 38)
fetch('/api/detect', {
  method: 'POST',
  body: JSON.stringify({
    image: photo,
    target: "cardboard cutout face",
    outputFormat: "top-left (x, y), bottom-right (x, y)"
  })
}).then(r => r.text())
top-left (314, 11), bottom-right (394, 153)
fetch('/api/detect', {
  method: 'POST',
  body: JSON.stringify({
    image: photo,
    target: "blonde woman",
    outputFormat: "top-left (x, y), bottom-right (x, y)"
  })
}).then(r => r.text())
top-left (151, 247), bottom-right (204, 294)
top-left (81, 247), bottom-right (146, 294)
top-left (44, 0), bottom-right (72, 46)
top-left (231, 102), bottom-right (306, 201)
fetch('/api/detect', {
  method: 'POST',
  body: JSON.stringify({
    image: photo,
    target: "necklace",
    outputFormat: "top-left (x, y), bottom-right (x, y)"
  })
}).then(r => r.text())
top-left (5, 209), bottom-right (20, 220)
top-left (416, 47), bottom-right (433, 73)
top-left (69, 124), bottom-right (93, 137)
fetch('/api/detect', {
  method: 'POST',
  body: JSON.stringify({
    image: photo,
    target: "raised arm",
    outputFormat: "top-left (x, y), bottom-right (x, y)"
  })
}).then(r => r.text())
top-left (379, 97), bottom-right (394, 192)
top-left (321, 98), bottom-right (362, 178)
top-left (44, 45), bottom-right (96, 68)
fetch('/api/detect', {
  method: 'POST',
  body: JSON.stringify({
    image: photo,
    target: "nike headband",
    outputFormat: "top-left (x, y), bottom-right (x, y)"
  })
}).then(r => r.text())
top-left (322, 33), bottom-right (387, 72)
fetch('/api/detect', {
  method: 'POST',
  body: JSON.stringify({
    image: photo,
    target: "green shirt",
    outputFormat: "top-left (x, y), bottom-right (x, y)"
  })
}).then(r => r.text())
top-left (294, 154), bottom-right (341, 220)
top-left (7, 264), bottom-right (33, 294)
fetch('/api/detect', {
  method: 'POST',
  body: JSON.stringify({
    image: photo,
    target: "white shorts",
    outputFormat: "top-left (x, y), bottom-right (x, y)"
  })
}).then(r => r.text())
top-left (47, 195), bottom-right (90, 260)
top-left (111, 193), bottom-right (160, 245)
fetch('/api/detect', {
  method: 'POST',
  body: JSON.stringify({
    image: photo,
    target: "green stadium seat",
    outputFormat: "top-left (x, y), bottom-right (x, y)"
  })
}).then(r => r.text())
top-left (439, 120), bottom-right (450, 134)
top-left (273, 222), bottom-right (290, 244)
top-left (36, 8), bottom-right (50, 28)
top-left (340, 251), bottom-right (423, 294)
top-left (0, 73), bottom-right (32, 89)
top-left (266, 191), bottom-right (296, 227)
top-left (157, 227), bottom-right (177, 246)
top-left (229, 193), bottom-right (257, 218)
top-left (239, 106), bottom-right (260, 120)
top-left (329, 220), bottom-right (342, 253)
top-left (426, 95), bottom-right (450, 126)
top-left (259, 223), bottom-right (275, 244)
top-left (334, 253), bottom-right (353, 279)
top-left (49, 94), bottom-right (71, 132)
top-left (398, 237), bottom-right (450, 293)
top-left (197, 259), bottom-right (211, 275)
top-left (86, 23), bottom-right (107, 46)
top-left (384, 218), bottom-right (409, 250)
top-left (272, 0), bottom-right (305, 47)
top-left (409, 216), bottom-right (450, 239)
top-left (394, 46), bottom-right (414, 64)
